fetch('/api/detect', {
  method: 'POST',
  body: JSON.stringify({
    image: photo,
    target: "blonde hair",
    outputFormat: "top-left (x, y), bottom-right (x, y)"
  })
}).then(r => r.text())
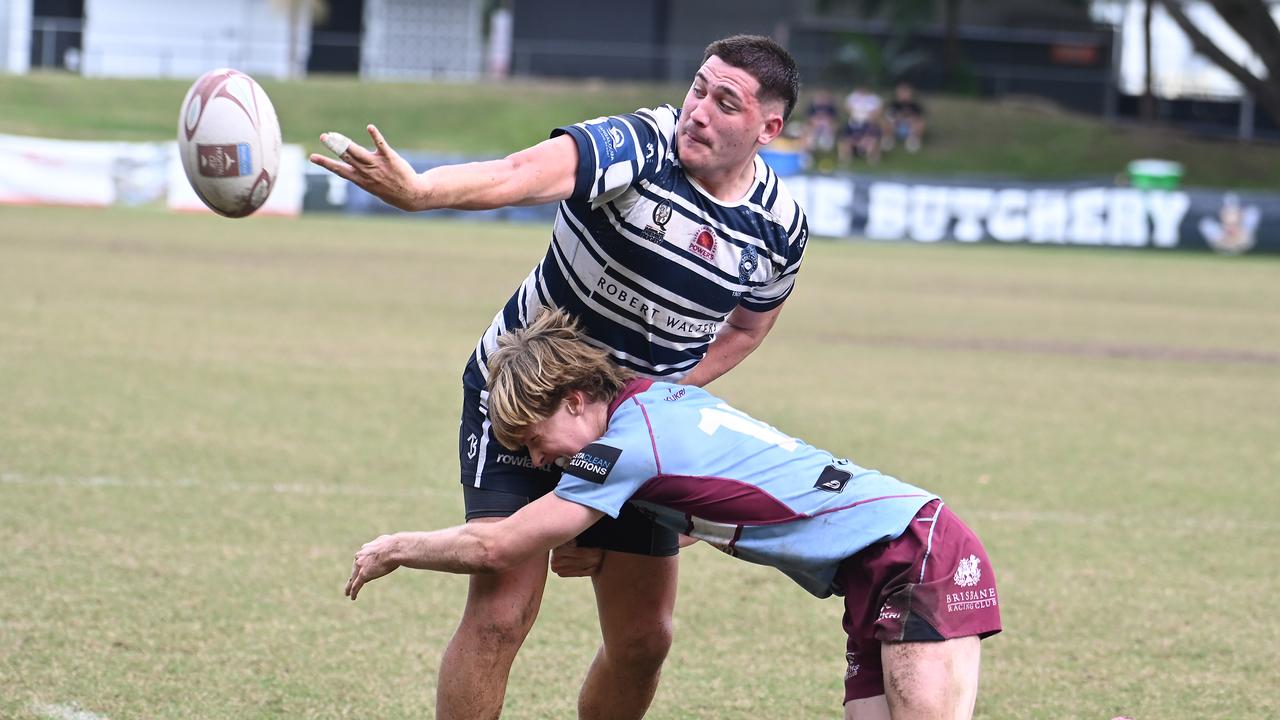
top-left (486, 308), bottom-right (633, 450)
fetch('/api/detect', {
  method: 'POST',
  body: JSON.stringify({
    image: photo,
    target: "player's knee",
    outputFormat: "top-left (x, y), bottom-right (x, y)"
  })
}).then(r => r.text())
top-left (461, 591), bottom-right (541, 651)
top-left (607, 617), bottom-right (674, 672)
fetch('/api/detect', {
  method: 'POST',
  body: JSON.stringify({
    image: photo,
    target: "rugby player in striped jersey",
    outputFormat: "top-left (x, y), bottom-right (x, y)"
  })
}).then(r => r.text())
top-left (314, 35), bottom-right (808, 719)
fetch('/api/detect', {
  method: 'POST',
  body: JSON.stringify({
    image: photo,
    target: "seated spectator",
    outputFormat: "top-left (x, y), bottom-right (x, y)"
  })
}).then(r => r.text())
top-left (840, 85), bottom-right (884, 164)
top-left (802, 89), bottom-right (840, 171)
top-left (884, 81), bottom-right (926, 153)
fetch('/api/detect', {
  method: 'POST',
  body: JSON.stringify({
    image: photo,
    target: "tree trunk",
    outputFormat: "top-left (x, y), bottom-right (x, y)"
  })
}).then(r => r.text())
top-left (1158, 0), bottom-right (1280, 126)
top-left (1142, 0), bottom-right (1156, 122)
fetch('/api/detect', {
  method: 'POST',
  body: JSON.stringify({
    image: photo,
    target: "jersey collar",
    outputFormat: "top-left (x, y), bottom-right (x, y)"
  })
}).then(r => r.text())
top-left (608, 378), bottom-right (654, 418)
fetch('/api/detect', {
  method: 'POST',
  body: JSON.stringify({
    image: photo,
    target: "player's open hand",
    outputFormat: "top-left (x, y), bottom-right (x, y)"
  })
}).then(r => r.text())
top-left (345, 533), bottom-right (401, 600)
top-left (550, 541), bottom-right (605, 578)
top-left (310, 124), bottom-right (424, 212)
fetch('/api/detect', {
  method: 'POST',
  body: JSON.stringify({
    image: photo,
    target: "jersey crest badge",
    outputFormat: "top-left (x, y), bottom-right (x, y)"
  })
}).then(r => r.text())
top-left (953, 554), bottom-right (982, 587)
top-left (689, 226), bottom-right (717, 261)
top-left (642, 201), bottom-right (672, 243)
top-left (738, 245), bottom-right (759, 284)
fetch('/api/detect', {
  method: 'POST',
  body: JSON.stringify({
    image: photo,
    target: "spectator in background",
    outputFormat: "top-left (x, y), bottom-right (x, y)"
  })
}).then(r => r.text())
top-left (840, 85), bottom-right (884, 164)
top-left (802, 88), bottom-right (840, 171)
top-left (883, 81), bottom-right (926, 154)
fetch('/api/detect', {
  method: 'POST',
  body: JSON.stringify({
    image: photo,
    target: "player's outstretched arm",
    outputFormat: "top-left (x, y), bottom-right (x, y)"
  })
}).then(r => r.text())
top-left (344, 493), bottom-right (603, 600)
top-left (310, 124), bottom-right (578, 213)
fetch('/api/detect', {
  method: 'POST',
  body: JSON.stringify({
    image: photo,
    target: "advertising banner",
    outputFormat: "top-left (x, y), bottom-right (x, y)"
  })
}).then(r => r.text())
top-left (788, 175), bottom-right (1279, 255)
top-left (304, 153), bottom-right (1279, 255)
top-left (0, 133), bottom-right (305, 216)
top-left (0, 132), bottom-right (159, 207)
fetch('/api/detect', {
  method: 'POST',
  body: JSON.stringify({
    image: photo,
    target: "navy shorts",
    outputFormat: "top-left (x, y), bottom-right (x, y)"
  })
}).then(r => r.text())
top-left (457, 367), bottom-right (678, 557)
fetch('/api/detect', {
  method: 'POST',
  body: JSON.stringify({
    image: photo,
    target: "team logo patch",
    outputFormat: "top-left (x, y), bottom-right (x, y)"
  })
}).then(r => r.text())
top-left (197, 143), bottom-right (252, 177)
top-left (953, 554), bottom-right (982, 587)
top-left (564, 442), bottom-right (623, 484)
top-left (814, 465), bottom-right (852, 493)
top-left (738, 245), bottom-right (759, 283)
top-left (689, 225), bottom-right (717, 261)
top-left (653, 201), bottom-right (672, 226)
top-left (845, 652), bottom-right (860, 679)
top-left (642, 201), bottom-right (672, 243)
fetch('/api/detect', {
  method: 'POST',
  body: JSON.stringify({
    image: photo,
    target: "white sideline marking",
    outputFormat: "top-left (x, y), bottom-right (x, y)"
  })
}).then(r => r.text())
top-left (0, 472), bottom-right (446, 499)
top-left (30, 703), bottom-right (109, 720)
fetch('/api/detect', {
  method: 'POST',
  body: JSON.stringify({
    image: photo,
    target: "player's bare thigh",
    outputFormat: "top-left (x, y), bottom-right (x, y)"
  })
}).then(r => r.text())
top-left (845, 637), bottom-right (981, 720)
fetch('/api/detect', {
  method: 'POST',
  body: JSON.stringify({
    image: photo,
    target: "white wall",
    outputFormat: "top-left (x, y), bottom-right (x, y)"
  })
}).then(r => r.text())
top-left (82, 0), bottom-right (310, 78)
top-left (362, 0), bottom-right (483, 80)
top-left (0, 0), bottom-right (33, 74)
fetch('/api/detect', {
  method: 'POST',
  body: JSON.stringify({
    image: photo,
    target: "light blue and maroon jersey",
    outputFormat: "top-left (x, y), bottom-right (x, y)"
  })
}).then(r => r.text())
top-left (554, 380), bottom-right (938, 598)
top-left (465, 105), bottom-right (808, 390)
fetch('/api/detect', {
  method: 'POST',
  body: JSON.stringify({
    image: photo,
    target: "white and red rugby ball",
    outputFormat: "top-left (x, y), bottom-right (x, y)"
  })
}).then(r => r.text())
top-left (177, 69), bottom-right (281, 218)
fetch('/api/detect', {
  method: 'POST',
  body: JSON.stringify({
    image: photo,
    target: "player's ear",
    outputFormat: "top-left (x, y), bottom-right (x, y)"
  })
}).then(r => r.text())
top-left (564, 390), bottom-right (584, 416)
top-left (757, 110), bottom-right (785, 146)
top-left (752, 111), bottom-right (783, 144)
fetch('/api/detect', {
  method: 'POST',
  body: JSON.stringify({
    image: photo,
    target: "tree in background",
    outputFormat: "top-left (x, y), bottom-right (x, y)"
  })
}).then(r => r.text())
top-left (1157, 0), bottom-right (1280, 125)
top-left (817, 0), bottom-right (953, 88)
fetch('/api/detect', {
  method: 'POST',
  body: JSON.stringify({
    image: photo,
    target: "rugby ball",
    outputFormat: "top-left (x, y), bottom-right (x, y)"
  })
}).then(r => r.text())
top-left (177, 69), bottom-right (281, 218)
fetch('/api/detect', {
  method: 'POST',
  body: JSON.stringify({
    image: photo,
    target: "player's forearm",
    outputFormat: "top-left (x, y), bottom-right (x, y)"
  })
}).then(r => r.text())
top-left (389, 525), bottom-right (508, 574)
top-left (416, 157), bottom-right (535, 211)
top-left (679, 322), bottom-right (769, 387)
top-left (417, 136), bottom-right (574, 211)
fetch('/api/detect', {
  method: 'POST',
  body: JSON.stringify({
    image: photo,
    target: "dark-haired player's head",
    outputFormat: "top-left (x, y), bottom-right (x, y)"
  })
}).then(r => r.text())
top-left (679, 35), bottom-right (802, 184)
top-left (703, 35), bottom-right (801, 121)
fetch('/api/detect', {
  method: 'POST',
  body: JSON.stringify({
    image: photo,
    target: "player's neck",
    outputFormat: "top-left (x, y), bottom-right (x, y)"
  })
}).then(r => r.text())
top-left (687, 156), bottom-right (757, 203)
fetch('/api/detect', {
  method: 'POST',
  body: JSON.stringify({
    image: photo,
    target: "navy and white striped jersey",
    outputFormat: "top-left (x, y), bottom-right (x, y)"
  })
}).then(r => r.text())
top-left (465, 105), bottom-right (809, 390)
top-left (554, 380), bottom-right (938, 598)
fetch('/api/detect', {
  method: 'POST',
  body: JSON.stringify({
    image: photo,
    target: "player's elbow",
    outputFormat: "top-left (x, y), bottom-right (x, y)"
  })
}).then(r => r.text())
top-left (462, 525), bottom-right (526, 573)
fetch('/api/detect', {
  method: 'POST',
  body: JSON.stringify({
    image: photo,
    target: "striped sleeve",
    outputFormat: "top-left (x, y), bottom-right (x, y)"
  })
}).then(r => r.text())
top-left (551, 106), bottom-right (670, 209)
top-left (741, 193), bottom-right (809, 312)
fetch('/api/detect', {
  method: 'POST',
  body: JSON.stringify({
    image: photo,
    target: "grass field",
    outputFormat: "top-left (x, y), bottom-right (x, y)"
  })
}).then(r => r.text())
top-left (4, 72), bottom-right (1280, 188)
top-left (2, 205), bottom-right (1279, 719)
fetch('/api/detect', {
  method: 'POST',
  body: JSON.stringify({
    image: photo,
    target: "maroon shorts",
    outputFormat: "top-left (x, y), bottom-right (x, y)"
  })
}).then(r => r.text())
top-left (836, 499), bottom-right (1002, 703)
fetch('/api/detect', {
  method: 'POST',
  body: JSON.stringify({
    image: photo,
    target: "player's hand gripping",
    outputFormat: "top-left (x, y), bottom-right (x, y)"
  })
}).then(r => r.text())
top-left (345, 533), bottom-right (402, 600)
top-left (310, 125), bottom-right (424, 212)
top-left (550, 541), bottom-right (605, 578)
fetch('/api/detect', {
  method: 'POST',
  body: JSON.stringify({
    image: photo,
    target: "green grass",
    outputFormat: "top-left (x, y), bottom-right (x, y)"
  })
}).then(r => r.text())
top-left (2, 206), bottom-right (1278, 718)
top-left (3, 71), bottom-right (1280, 187)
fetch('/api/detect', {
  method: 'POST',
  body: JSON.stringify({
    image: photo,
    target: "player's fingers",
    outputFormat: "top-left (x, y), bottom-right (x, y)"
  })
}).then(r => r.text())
top-left (342, 140), bottom-right (376, 167)
top-left (320, 132), bottom-right (350, 157)
top-left (309, 153), bottom-right (355, 179)
top-left (344, 561), bottom-right (359, 598)
top-left (367, 124), bottom-right (391, 154)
